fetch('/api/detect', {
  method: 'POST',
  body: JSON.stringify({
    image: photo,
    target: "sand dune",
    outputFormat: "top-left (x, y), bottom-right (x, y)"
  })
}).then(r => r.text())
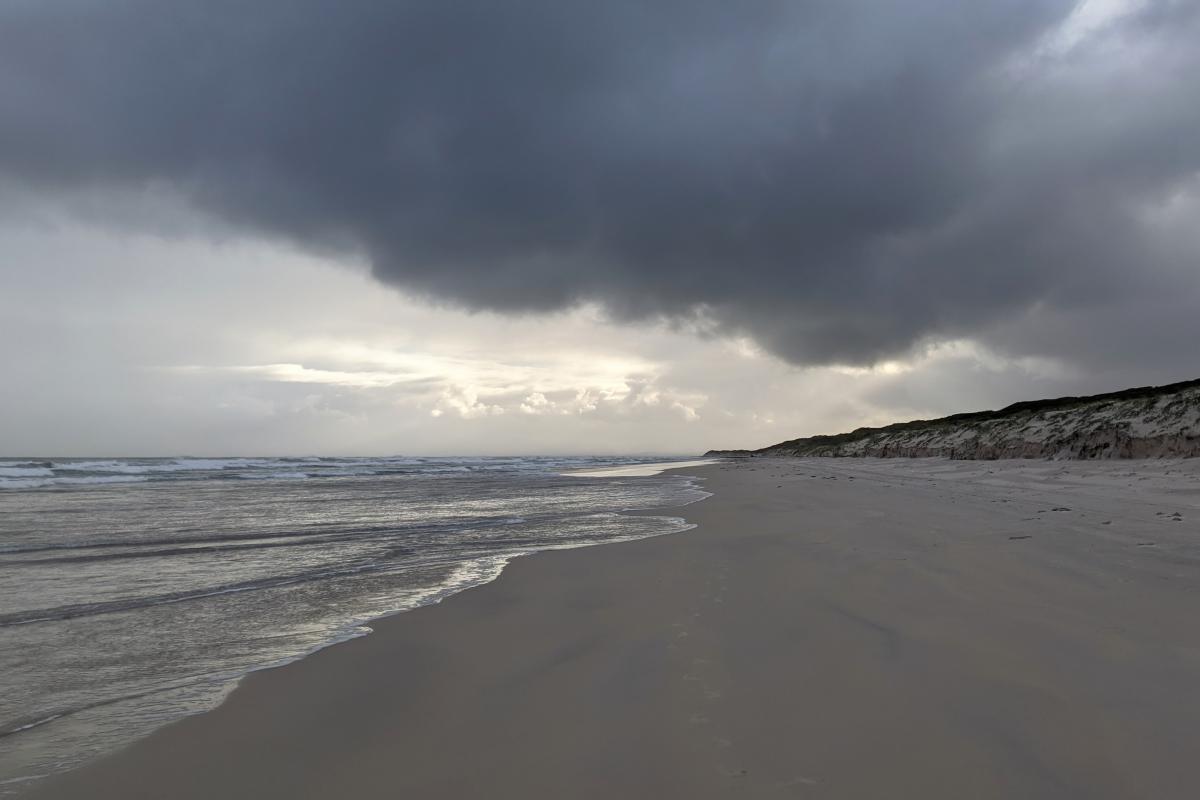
top-left (712, 379), bottom-right (1200, 459)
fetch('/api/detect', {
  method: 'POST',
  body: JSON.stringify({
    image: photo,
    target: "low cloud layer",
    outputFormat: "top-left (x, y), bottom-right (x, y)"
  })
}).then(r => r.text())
top-left (3, 0), bottom-right (1199, 368)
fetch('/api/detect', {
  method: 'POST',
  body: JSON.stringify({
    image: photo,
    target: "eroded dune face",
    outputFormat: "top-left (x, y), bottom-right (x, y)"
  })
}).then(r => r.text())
top-left (735, 385), bottom-right (1200, 460)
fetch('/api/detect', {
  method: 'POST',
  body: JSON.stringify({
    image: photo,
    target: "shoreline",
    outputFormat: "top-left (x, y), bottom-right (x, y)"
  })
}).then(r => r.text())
top-left (28, 457), bottom-right (1200, 798)
top-left (3, 460), bottom-right (710, 795)
top-left (11, 464), bottom-right (714, 797)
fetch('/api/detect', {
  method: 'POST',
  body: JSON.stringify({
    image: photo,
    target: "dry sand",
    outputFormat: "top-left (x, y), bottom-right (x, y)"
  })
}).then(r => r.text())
top-left (29, 458), bottom-right (1200, 798)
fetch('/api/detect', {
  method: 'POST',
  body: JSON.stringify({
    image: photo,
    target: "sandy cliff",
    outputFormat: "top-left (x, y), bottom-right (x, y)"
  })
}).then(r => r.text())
top-left (710, 379), bottom-right (1200, 459)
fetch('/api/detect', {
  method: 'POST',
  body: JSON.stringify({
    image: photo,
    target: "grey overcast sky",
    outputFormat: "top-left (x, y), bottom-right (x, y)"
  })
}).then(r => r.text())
top-left (1, 0), bottom-right (1198, 456)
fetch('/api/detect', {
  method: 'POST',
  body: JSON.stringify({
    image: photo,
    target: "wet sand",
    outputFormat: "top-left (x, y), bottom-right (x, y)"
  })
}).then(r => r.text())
top-left (30, 458), bottom-right (1200, 798)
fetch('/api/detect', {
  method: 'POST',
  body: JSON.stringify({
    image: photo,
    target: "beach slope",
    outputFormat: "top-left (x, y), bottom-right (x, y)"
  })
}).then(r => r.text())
top-left (30, 458), bottom-right (1200, 798)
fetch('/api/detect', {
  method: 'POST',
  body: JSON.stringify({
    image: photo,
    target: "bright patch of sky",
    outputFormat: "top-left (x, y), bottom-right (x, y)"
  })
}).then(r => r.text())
top-left (1, 214), bottom-right (1163, 456)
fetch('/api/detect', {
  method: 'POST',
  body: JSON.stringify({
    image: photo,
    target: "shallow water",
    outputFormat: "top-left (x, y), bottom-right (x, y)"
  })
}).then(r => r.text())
top-left (0, 456), bottom-right (708, 794)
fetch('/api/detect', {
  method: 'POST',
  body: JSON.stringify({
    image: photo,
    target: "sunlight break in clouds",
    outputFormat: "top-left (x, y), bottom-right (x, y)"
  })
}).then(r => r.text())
top-left (0, 214), bottom-right (1186, 456)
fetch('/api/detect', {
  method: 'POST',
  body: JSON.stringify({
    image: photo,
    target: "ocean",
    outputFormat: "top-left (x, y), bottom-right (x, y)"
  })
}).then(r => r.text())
top-left (0, 456), bottom-right (710, 794)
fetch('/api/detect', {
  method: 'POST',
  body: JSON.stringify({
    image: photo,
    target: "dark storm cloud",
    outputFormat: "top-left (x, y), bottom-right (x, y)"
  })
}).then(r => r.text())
top-left (2, 0), bottom-right (1199, 366)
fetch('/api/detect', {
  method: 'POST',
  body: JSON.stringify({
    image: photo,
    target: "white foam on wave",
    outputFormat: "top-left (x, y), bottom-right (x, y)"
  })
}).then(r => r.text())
top-left (58, 460), bottom-right (151, 474)
top-left (4, 712), bottom-right (65, 736)
top-left (157, 458), bottom-right (246, 471)
top-left (64, 458), bottom-right (275, 474)
top-left (0, 467), bottom-right (54, 478)
top-left (0, 475), bottom-right (150, 490)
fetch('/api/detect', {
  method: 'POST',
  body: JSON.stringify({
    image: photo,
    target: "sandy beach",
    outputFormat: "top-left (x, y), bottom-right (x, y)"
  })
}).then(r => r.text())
top-left (29, 457), bottom-right (1200, 799)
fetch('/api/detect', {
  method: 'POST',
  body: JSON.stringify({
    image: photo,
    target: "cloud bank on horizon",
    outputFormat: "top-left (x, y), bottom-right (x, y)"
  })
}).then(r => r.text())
top-left (2, 0), bottom-right (1199, 372)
